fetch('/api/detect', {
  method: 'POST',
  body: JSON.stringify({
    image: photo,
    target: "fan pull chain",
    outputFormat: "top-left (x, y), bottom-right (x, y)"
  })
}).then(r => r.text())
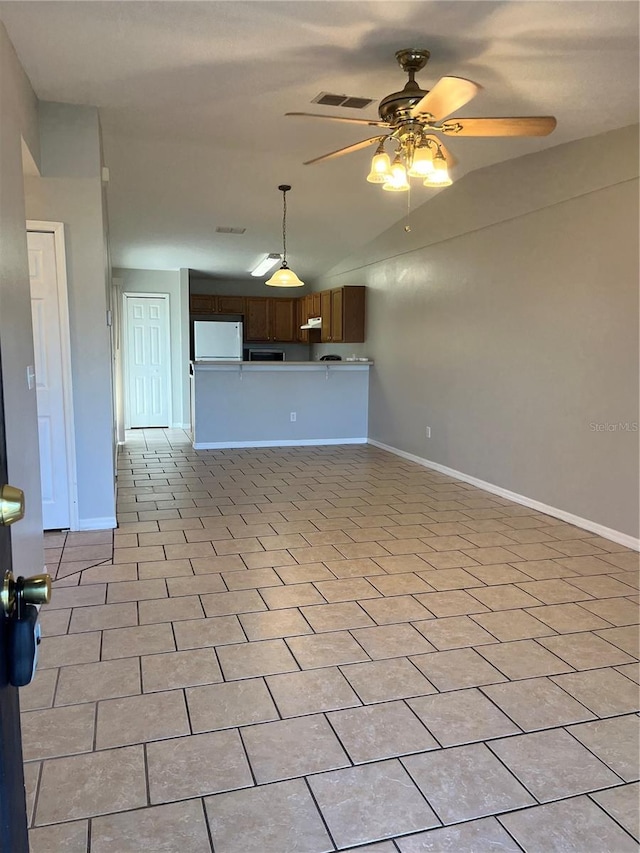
top-left (404, 184), bottom-right (412, 233)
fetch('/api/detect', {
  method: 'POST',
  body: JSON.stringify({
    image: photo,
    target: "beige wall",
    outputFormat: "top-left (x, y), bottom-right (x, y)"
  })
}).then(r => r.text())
top-left (316, 125), bottom-right (639, 540)
top-left (0, 21), bottom-right (44, 571)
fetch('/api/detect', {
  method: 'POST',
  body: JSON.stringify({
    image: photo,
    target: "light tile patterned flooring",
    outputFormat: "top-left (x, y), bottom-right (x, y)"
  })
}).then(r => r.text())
top-left (24, 428), bottom-right (639, 852)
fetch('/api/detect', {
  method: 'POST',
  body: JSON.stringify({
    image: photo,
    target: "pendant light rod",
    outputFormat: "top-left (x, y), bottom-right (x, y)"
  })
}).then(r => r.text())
top-left (266, 184), bottom-right (304, 287)
top-left (278, 184), bottom-right (291, 268)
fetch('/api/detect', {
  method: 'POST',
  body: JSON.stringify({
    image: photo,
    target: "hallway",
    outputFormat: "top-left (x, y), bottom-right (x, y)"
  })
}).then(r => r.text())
top-left (23, 431), bottom-right (639, 851)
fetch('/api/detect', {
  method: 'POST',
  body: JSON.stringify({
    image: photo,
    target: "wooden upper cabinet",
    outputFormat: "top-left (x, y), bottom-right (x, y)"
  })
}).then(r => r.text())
top-left (190, 293), bottom-right (245, 315)
top-left (341, 286), bottom-right (365, 342)
top-left (320, 286), bottom-right (365, 343)
top-left (311, 292), bottom-right (321, 318)
top-left (244, 297), bottom-right (270, 341)
top-left (244, 297), bottom-right (297, 342)
top-left (271, 299), bottom-right (295, 342)
top-left (330, 288), bottom-right (344, 342)
top-left (189, 288), bottom-right (365, 342)
top-left (190, 294), bottom-right (215, 314)
top-left (216, 295), bottom-right (245, 314)
top-left (320, 290), bottom-right (332, 343)
top-left (296, 298), bottom-right (309, 343)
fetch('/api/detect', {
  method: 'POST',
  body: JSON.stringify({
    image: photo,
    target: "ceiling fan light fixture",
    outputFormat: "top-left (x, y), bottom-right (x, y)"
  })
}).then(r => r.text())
top-left (265, 184), bottom-right (304, 288)
top-left (390, 154), bottom-right (407, 181)
top-left (382, 154), bottom-right (410, 191)
top-left (366, 141), bottom-right (392, 183)
top-left (407, 145), bottom-right (435, 177)
top-left (382, 175), bottom-right (410, 192)
top-left (423, 154), bottom-right (451, 187)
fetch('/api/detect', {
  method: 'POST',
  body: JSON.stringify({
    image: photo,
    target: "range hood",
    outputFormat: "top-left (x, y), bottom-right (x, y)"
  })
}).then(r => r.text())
top-left (300, 317), bottom-right (322, 330)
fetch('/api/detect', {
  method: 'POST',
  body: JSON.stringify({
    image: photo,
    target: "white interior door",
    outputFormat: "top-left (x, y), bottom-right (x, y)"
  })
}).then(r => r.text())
top-left (28, 230), bottom-right (72, 530)
top-left (125, 295), bottom-right (171, 428)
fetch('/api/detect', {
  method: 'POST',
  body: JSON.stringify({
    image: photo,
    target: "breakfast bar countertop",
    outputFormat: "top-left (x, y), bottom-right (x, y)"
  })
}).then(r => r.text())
top-left (191, 360), bottom-right (373, 367)
top-left (189, 360), bottom-right (371, 448)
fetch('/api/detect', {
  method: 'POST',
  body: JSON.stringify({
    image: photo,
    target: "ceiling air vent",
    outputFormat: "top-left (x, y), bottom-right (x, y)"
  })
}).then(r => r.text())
top-left (312, 93), bottom-right (374, 109)
top-left (215, 226), bottom-right (246, 235)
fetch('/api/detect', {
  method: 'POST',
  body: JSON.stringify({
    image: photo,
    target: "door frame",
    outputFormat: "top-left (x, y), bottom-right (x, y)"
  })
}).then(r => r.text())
top-left (0, 343), bottom-right (29, 851)
top-left (122, 292), bottom-right (172, 430)
top-left (26, 221), bottom-right (79, 532)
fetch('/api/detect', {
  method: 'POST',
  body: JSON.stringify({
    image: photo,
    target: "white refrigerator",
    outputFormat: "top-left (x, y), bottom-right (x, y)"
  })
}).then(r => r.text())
top-left (194, 321), bottom-right (243, 361)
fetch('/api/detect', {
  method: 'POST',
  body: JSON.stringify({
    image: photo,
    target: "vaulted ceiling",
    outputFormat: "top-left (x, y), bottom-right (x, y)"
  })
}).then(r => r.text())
top-left (2, 1), bottom-right (638, 281)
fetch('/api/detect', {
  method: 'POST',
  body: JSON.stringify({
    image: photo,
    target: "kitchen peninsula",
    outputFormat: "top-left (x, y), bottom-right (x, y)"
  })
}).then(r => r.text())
top-left (190, 361), bottom-right (371, 448)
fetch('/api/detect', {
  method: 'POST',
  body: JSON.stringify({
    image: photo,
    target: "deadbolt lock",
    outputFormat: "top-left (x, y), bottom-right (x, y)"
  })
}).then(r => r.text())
top-left (1, 571), bottom-right (51, 617)
top-left (0, 484), bottom-right (25, 526)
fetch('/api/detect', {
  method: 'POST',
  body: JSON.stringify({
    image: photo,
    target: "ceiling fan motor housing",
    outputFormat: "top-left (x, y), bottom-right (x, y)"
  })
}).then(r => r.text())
top-left (378, 48), bottom-right (431, 124)
top-left (378, 86), bottom-right (428, 123)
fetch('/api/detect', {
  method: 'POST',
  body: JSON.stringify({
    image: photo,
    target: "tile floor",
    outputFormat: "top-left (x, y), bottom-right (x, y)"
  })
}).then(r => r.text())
top-left (23, 428), bottom-right (639, 852)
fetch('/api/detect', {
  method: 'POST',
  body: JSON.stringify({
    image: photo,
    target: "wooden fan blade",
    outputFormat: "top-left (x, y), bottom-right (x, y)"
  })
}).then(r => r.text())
top-left (286, 112), bottom-right (389, 128)
top-left (440, 116), bottom-right (557, 137)
top-left (422, 135), bottom-right (457, 168)
top-left (303, 136), bottom-right (387, 166)
top-left (411, 76), bottom-right (481, 121)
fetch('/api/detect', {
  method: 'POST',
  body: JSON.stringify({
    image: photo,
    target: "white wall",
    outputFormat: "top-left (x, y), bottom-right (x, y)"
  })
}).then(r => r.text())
top-left (316, 125), bottom-right (640, 541)
top-left (0, 21), bottom-right (44, 571)
top-left (24, 102), bottom-right (116, 529)
top-left (113, 267), bottom-right (189, 428)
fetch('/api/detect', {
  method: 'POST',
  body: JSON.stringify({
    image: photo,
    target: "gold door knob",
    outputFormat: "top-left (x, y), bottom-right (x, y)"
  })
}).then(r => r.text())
top-left (0, 571), bottom-right (52, 616)
top-left (0, 484), bottom-right (25, 526)
top-left (22, 574), bottom-right (52, 606)
top-left (1, 571), bottom-right (15, 616)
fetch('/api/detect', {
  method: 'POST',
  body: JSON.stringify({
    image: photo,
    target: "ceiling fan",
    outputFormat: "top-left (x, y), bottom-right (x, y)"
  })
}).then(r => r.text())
top-left (286, 49), bottom-right (557, 190)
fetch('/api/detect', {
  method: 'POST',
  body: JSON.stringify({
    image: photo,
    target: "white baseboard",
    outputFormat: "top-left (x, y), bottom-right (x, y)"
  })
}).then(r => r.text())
top-left (76, 516), bottom-right (117, 531)
top-left (193, 438), bottom-right (368, 450)
top-left (368, 439), bottom-right (640, 552)
top-left (172, 423), bottom-right (191, 429)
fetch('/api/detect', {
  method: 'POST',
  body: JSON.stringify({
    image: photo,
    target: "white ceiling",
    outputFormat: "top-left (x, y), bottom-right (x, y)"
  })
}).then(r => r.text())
top-left (2, 1), bottom-right (638, 281)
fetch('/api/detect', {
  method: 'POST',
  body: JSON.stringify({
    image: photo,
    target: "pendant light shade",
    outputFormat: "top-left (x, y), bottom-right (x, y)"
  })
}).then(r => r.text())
top-left (423, 154), bottom-right (452, 187)
top-left (407, 144), bottom-right (435, 177)
top-left (382, 154), bottom-right (410, 191)
top-left (366, 140), bottom-right (392, 183)
top-left (265, 184), bottom-right (304, 287)
top-left (265, 265), bottom-right (304, 287)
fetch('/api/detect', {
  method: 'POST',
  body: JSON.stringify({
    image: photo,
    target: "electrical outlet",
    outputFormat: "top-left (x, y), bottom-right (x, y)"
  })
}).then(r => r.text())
top-left (290, 412), bottom-right (297, 422)
top-left (425, 426), bottom-right (431, 438)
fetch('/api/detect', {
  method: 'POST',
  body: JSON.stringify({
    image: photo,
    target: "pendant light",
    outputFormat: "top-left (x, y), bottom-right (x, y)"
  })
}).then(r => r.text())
top-left (266, 184), bottom-right (304, 287)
